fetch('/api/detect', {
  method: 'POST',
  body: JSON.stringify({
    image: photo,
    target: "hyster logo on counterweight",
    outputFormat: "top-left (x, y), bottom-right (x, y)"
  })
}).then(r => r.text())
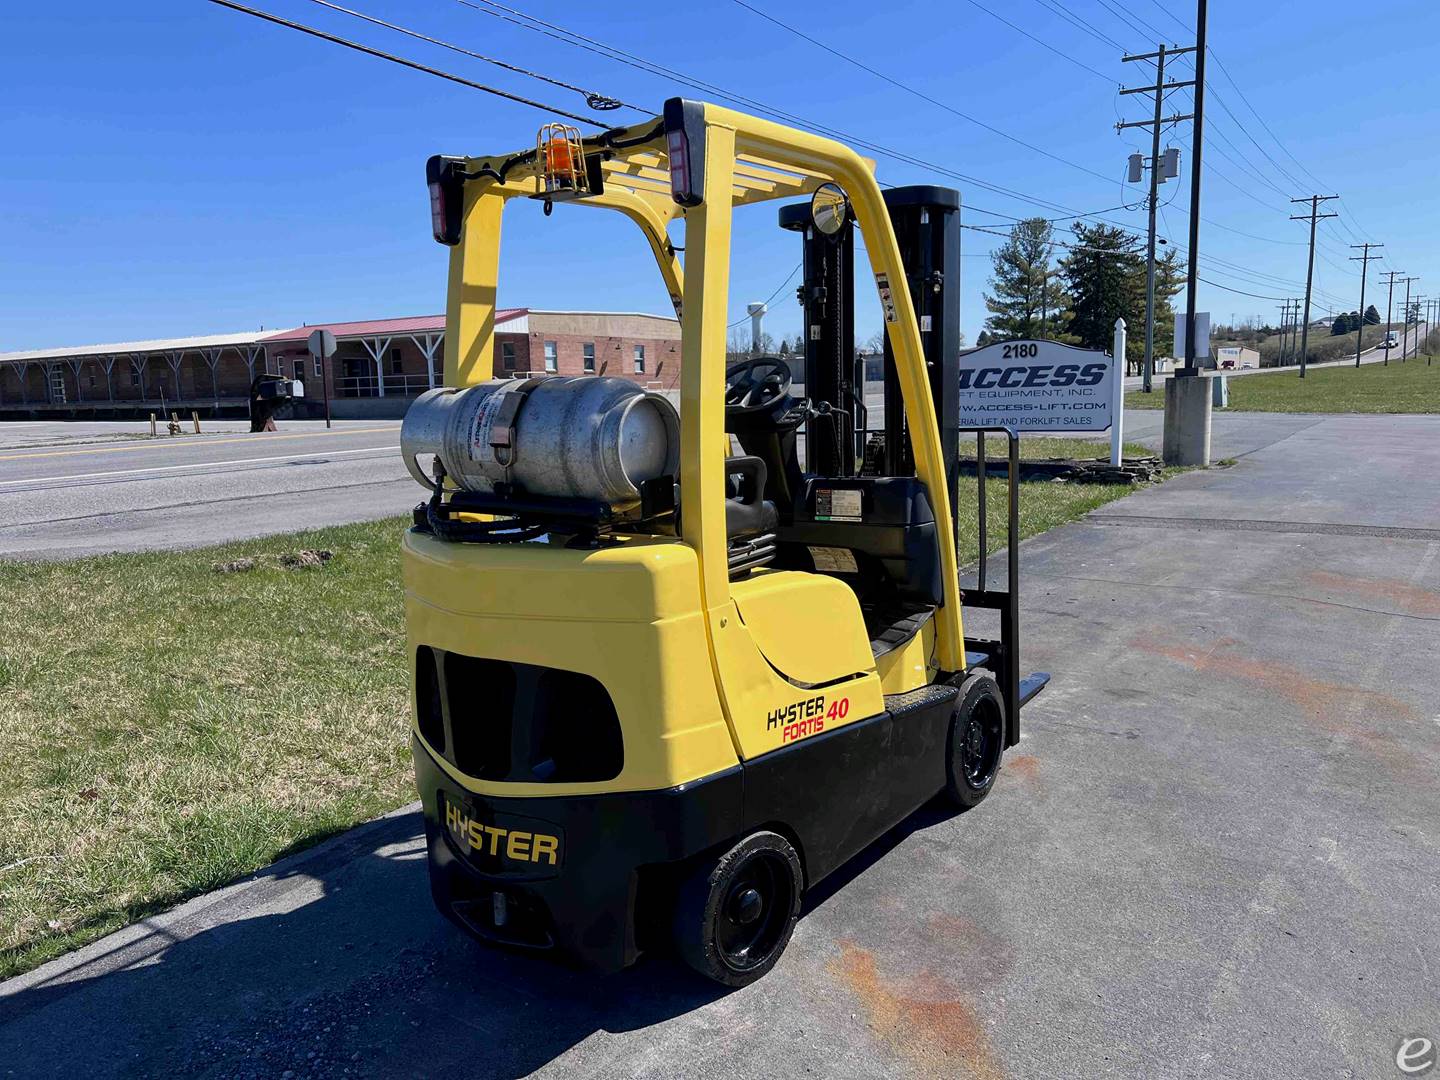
top-left (445, 801), bottom-right (560, 866)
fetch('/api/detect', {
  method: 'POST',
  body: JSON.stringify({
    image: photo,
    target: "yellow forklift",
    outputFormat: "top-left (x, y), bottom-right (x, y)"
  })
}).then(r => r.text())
top-left (401, 100), bottom-right (1048, 986)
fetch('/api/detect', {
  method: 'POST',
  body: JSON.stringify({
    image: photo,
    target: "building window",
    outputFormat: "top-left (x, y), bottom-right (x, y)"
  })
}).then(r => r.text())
top-left (391, 349), bottom-right (404, 375)
top-left (314, 356), bottom-right (322, 378)
top-left (633, 344), bottom-right (645, 374)
top-left (544, 341), bottom-right (558, 373)
top-left (583, 342), bottom-right (596, 373)
top-left (294, 359), bottom-right (305, 382)
top-left (501, 342), bottom-right (516, 371)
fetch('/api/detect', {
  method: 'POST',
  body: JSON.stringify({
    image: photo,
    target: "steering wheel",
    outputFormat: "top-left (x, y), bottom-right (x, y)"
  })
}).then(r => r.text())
top-left (724, 356), bottom-right (793, 415)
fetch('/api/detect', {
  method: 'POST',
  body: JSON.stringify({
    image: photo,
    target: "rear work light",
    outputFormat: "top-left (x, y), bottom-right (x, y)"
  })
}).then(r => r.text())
top-left (662, 98), bottom-right (705, 208)
top-left (426, 154), bottom-right (466, 246)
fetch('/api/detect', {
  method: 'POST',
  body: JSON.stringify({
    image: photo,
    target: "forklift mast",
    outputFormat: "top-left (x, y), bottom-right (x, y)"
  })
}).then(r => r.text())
top-left (778, 200), bottom-right (856, 478)
top-left (877, 187), bottom-right (963, 527)
top-left (780, 187), bottom-right (961, 496)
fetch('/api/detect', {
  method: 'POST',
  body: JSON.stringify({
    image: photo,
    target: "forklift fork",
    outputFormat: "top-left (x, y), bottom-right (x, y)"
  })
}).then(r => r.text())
top-left (959, 426), bottom-right (1050, 747)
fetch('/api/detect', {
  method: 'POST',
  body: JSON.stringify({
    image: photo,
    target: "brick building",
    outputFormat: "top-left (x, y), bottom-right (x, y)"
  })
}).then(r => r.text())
top-left (0, 309), bottom-right (682, 420)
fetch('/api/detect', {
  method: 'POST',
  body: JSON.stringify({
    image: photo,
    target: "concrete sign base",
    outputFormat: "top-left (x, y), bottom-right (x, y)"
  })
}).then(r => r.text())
top-left (1163, 374), bottom-right (1212, 465)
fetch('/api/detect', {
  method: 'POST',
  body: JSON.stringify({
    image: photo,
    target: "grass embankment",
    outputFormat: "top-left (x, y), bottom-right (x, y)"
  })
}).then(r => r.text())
top-left (0, 447), bottom-right (1165, 978)
top-left (1256, 321), bottom-right (1396, 368)
top-left (0, 522), bottom-right (413, 979)
top-left (1125, 338), bottom-right (1440, 414)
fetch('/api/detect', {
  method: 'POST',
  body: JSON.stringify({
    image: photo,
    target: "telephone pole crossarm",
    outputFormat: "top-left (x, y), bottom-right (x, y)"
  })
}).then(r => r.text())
top-left (1121, 45), bottom-right (1197, 62)
top-left (1119, 80), bottom-right (1197, 96)
top-left (1117, 113), bottom-right (1193, 130)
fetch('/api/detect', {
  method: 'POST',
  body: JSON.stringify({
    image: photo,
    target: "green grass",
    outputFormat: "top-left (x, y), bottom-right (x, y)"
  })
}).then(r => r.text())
top-left (0, 456), bottom-right (1171, 979)
top-left (1125, 352), bottom-right (1440, 414)
top-left (959, 439), bottom-right (1162, 563)
top-left (0, 521), bottom-right (414, 980)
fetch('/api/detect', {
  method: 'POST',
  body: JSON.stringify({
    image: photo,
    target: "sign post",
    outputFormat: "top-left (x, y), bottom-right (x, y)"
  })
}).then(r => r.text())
top-left (1111, 319), bottom-right (1126, 466)
top-left (306, 328), bottom-right (337, 430)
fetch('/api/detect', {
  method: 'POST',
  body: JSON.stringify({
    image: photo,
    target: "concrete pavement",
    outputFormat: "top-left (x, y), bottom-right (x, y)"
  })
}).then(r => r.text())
top-left (3, 410), bottom-right (1436, 1078)
top-left (0, 420), bottom-right (414, 558)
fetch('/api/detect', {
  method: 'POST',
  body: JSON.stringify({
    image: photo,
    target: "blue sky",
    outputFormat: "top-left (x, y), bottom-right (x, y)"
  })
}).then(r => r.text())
top-left (2, 0), bottom-right (1437, 352)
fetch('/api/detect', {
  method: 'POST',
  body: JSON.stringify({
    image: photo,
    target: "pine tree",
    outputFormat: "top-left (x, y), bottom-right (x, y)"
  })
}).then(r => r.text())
top-left (1363, 304), bottom-right (1382, 325)
top-left (1059, 222), bottom-right (1147, 370)
top-left (982, 218), bottom-right (1070, 341)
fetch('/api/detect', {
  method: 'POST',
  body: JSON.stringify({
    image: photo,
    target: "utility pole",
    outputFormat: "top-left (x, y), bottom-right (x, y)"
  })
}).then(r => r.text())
top-left (1278, 298), bottom-right (1299, 367)
top-left (1182, 0), bottom-right (1208, 376)
top-left (1349, 243), bottom-right (1382, 368)
top-left (1399, 276), bottom-right (1418, 360)
top-left (1430, 298), bottom-right (1437, 364)
top-left (1413, 294), bottom-right (1428, 362)
top-left (1278, 300), bottom-right (1301, 368)
top-left (1431, 298), bottom-right (1438, 364)
top-left (1289, 195), bottom-right (1339, 378)
top-left (1379, 269), bottom-right (1404, 365)
top-left (1119, 43), bottom-right (1196, 393)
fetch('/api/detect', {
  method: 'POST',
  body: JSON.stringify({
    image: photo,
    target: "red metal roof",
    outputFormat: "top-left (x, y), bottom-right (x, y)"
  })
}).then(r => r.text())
top-left (260, 310), bottom-right (526, 343)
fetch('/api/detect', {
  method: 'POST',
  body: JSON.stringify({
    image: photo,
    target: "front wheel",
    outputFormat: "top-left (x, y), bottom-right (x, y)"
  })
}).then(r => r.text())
top-left (945, 672), bottom-right (1006, 810)
top-left (673, 830), bottom-right (803, 987)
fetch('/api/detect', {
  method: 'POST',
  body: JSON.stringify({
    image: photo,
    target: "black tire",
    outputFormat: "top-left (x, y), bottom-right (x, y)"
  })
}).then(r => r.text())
top-left (673, 830), bottom-right (803, 987)
top-left (945, 672), bottom-right (1006, 810)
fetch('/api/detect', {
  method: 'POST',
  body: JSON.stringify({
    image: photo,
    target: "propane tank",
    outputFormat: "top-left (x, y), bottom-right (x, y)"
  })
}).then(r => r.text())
top-left (400, 376), bottom-right (679, 508)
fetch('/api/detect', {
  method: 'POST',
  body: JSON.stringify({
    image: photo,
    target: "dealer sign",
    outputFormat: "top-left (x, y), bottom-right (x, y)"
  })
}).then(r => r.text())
top-left (958, 339), bottom-right (1116, 432)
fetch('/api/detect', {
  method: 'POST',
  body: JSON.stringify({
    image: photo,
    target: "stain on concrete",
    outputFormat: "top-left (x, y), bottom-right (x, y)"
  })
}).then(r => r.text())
top-left (1003, 754), bottom-right (1040, 783)
top-left (829, 940), bottom-right (1003, 1080)
top-left (1305, 569), bottom-right (1440, 616)
top-left (1132, 633), bottom-right (1418, 771)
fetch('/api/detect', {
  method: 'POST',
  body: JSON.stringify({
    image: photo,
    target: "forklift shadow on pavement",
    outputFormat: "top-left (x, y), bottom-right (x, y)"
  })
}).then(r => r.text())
top-left (0, 809), bottom-right (738, 1079)
top-left (0, 794), bottom-right (984, 1078)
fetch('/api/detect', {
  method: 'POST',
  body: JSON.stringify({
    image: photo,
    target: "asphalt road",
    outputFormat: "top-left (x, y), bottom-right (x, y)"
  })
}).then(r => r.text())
top-left (3, 409), bottom-right (1436, 1078)
top-left (0, 420), bottom-right (415, 559)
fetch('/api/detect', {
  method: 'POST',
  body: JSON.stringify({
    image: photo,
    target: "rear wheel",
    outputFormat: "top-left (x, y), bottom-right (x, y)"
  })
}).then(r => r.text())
top-left (945, 672), bottom-right (1006, 810)
top-left (673, 830), bottom-right (802, 987)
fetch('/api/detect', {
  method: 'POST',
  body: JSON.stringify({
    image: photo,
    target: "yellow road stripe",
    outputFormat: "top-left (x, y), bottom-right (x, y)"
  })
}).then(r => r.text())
top-left (0, 426), bottom-right (396, 463)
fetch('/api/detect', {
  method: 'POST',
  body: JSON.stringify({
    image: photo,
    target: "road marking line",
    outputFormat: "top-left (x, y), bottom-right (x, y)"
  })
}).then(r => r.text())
top-left (0, 426), bottom-right (396, 462)
top-left (0, 444), bottom-right (400, 488)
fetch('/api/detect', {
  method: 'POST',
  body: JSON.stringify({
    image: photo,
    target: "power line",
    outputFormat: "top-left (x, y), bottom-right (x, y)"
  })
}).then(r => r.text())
top-left (204, 0), bottom-right (609, 125)
top-left (1096, 0), bottom-right (1166, 44)
top-left (957, 0), bottom-right (1116, 80)
top-left (730, 0), bottom-right (1118, 184)
top-left (1031, 0), bottom-right (1126, 51)
top-left (728, 264), bottom-right (802, 328)
top-left (454, 0), bottom-right (1139, 224)
top-left (1197, 276), bottom-right (1286, 301)
top-left (301, 0), bottom-right (634, 111)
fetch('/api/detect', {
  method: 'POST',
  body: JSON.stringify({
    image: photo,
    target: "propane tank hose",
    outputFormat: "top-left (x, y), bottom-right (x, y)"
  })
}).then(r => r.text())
top-left (423, 465), bottom-right (548, 545)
